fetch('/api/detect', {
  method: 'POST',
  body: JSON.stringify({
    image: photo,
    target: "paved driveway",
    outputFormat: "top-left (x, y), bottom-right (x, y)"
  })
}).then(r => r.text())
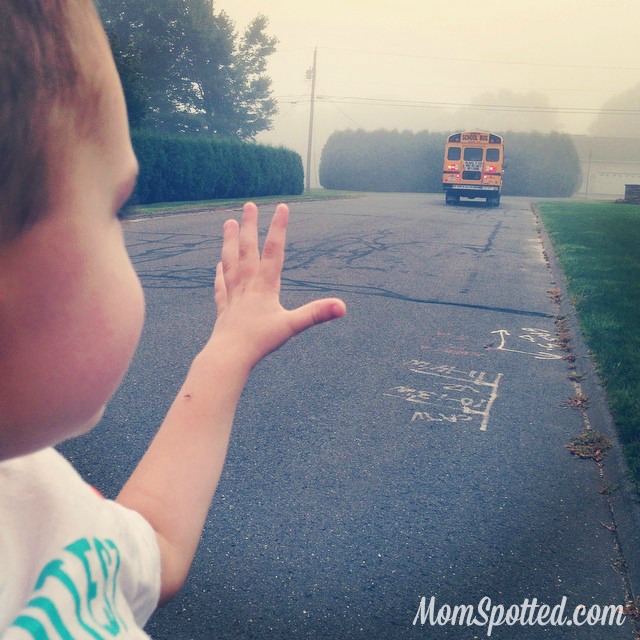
top-left (60, 194), bottom-right (639, 639)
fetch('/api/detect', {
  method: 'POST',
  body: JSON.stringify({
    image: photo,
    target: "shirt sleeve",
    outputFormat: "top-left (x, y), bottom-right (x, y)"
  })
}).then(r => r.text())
top-left (98, 499), bottom-right (162, 627)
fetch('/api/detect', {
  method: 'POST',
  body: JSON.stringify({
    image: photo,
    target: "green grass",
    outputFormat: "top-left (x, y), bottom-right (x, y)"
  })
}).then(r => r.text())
top-left (127, 189), bottom-right (362, 217)
top-left (538, 201), bottom-right (640, 488)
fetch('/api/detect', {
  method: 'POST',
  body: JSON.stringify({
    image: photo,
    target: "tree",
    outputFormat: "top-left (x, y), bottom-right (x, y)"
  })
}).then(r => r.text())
top-left (96, 0), bottom-right (278, 139)
top-left (97, 0), bottom-right (197, 131)
top-left (106, 30), bottom-right (149, 129)
top-left (589, 83), bottom-right (640, 138)
top-left (454, 90), bottom-right (561, 133)
top-left (228, 15), bottom-right (278, 139)
top-left (169, 1), bottom-right (236, 135)
top-left (183, 6), bottom-right (278, 138)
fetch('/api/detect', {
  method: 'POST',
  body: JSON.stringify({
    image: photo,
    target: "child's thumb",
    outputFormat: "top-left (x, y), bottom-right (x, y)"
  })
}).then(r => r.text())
top-left (288, 298), bottom-right (346, 336)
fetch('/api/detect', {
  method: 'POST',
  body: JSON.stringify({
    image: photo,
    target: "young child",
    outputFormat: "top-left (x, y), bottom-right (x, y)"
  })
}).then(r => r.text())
top-left (0, 1), bottom-right (346, 637)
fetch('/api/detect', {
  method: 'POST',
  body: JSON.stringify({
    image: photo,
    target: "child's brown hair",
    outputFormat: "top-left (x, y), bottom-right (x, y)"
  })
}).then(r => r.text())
top-left (0, 0), bottom-right (105, 242)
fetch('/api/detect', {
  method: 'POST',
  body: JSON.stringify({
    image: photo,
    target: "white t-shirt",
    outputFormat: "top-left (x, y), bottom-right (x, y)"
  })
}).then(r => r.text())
top-left (0, 448), bottom-right (161, 639)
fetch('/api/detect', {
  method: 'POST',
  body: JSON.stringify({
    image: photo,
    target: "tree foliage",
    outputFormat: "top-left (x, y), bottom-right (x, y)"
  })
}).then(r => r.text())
top-left (319, 129), bottom-right (581, 198)
top-left (96, 0), bottom-right (277, 139)
top-left (130, 133), bottom-right (303, 204)
top-left (589, 82), bottom-right (640, 138)
top-left (106, 29), bottom-right (148, 129)
top-left (458, 90), bottom-right (561, 134)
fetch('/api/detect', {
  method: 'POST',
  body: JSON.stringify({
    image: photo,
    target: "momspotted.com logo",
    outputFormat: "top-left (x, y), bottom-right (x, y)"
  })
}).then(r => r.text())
top-left (413, 596), bottom-right (627, 637)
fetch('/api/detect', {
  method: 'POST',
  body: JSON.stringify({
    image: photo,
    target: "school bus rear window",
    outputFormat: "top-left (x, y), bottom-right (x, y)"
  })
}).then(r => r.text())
top-left (464, 148), bottom-right (483, 161)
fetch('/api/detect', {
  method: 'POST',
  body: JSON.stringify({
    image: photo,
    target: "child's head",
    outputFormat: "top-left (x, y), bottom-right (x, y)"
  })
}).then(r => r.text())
top-left (1, 0), bottom-right (99, 241)
top-left (0, 0), bottom-right (145, 460)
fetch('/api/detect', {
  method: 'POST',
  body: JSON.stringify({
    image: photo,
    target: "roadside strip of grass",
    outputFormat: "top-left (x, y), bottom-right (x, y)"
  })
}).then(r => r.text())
top-left (126, 189), bottom-right (363, 218)
top-left (538, 200), bottom-right (640, 488)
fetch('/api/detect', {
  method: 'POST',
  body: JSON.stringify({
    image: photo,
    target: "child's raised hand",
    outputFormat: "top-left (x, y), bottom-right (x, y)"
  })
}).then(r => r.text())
top-left (209, 202), bottom-right (346, 371)
top-left (118, 202), bottom-right (345, 600)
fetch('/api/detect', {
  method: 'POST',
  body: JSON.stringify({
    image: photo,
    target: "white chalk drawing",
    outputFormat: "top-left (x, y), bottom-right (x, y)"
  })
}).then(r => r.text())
top-left (489, 328), bottom-right (562, 360)
top-left (385, 361), bottom-right (503, 431)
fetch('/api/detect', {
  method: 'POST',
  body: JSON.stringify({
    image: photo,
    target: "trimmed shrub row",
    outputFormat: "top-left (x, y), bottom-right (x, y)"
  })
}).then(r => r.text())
top-left (130, 133), bottom-right (303, 204)
top-left (501, 131), bottom-right (582, 198)
top-left (319, 130), bottom-right (445, 193)
top-left (319, 129), bottom-right (581, 198)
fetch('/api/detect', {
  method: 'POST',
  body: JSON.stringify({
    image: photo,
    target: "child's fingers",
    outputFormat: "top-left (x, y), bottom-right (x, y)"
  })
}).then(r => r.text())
top-left (220, 218), bottom-right (240, 293)
top-left (214, 261), bottom-right (227, 310)
top-left (259, 204), bottom-right (289, 289)
top-left (238, 202), bottom-right (260, 279)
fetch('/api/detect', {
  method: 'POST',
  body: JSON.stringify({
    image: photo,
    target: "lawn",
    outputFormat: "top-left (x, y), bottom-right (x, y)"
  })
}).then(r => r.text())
top-left (126, 189), bottom-right (361, 217)
top-left (538, 201), bottom-right (640, 488)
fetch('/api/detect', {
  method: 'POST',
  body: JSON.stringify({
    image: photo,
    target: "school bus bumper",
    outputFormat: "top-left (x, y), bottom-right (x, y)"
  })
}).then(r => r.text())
top-left (445, 184), bottom-right (500, 192)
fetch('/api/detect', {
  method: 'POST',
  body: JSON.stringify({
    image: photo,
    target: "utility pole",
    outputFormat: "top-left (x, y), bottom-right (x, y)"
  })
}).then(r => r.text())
top-left (305, 47), bottom-right (317, 192)
top-left (585, 150), bottom-right (592, 199)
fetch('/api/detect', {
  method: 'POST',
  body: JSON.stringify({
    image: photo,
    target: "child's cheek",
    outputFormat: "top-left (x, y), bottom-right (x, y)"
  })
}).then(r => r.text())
top-left (34, 230), bottom-right (144, 441)
top-left (83, 259), bottom-right (145, 412)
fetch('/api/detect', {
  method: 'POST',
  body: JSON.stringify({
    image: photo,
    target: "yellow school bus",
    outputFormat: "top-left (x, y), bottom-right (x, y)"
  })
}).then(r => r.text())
top-left (442, 131), bottom-right (504, 206)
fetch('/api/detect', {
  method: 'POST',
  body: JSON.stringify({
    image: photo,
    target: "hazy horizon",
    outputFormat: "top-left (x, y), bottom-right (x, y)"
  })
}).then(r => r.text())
top-left (216, 0), bottom-right (640, 184)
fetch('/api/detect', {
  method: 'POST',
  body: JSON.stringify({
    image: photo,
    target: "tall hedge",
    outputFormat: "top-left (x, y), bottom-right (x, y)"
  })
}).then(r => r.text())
top-left (319, 129), bottom-right (446, 193)
top-left (130, 132), bottom-right (303, 204)
top-left (500, 131), bottom-right (582, 197)
top-left (319, 129), bottom-right (581, 198)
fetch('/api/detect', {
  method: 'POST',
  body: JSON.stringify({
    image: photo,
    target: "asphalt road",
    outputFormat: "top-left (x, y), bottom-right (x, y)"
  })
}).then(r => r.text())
top-left (59, 193), bottom-right (640, 639)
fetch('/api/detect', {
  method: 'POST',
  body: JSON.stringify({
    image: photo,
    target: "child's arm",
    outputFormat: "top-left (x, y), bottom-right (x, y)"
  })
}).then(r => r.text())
top-left (115, 203), bottom-right (346, 603)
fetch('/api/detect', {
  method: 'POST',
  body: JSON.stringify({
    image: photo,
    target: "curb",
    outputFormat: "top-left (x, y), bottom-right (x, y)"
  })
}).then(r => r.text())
top-left (533, 201), bottom-right (640, 626)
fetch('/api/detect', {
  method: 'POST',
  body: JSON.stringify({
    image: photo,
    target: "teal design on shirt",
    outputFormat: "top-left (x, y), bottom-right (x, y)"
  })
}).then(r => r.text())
top-left (11, 538), bottom-right (130, 639)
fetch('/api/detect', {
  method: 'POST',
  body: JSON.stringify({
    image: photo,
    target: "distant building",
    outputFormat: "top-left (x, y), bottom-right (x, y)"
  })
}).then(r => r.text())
top-left (570, 135), bottom-right (640, 199)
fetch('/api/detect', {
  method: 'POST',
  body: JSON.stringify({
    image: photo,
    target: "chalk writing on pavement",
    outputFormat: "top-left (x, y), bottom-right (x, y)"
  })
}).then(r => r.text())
top-left (489, 328), bottom-right (562, 360)
top-left (386, 361), bottom-right (503, 432)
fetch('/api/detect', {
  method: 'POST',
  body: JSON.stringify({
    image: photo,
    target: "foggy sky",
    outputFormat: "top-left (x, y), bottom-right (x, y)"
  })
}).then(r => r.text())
top-left (216, 0), bottom-right (640, 185)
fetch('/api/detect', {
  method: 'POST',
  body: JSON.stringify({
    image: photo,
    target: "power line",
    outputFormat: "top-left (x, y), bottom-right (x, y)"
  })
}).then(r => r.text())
top-left (278, 94), bottom-right (640, 116)
top-left (316, 83), bottom-right (363, 128)
top-left (323, 96), bottom-right (640, 115)
top-left (319, 46), bottom-right (640, 72)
